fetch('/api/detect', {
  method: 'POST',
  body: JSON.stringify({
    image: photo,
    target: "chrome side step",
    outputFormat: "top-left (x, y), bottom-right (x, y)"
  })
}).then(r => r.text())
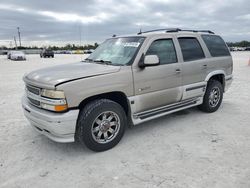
top-left (132, 97), bottom-right (203, 125)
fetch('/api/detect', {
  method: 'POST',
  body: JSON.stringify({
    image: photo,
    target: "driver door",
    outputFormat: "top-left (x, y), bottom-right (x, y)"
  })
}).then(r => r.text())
top-left (132, 37), bottom-right (182, 113)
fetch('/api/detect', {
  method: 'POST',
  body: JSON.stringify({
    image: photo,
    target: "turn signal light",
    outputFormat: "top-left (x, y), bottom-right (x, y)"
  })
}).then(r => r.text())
top-left (54, 104), bottom-right (68, 112)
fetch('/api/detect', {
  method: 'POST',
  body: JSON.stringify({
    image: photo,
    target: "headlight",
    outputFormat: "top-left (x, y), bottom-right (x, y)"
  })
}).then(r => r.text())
top-left (41, 89), bottom-right (65, 99)
top-left (40, 89), bottom-right (68, 112)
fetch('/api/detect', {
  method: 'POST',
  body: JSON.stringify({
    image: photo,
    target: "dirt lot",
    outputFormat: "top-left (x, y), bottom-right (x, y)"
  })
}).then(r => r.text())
top-left (0, 52), bottom-right (250, 188)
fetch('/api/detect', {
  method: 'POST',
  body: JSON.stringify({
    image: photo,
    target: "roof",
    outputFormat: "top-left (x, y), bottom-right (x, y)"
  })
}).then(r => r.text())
top-left (111, 28), bottom-right (216, 38)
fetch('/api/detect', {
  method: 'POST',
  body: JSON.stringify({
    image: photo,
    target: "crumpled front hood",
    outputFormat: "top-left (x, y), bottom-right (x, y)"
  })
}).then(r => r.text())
top-left (24, 62), bottom-right (120, 88)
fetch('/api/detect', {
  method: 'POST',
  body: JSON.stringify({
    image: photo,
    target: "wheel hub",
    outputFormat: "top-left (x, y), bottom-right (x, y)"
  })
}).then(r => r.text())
top-left (99, 120), bottom-right (110, 132)
top-left (210, 93), bottom-right (215, 100)
top-left (91, 111), bottom-right (121, 144)
top-left (209, 87), bottom-right (220, 107)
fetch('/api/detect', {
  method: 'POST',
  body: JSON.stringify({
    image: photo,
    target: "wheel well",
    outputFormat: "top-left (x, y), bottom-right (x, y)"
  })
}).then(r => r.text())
top-left (78, 92), bottom-right (130, 115)
top-left (209, 74), bottom-right (225, 90)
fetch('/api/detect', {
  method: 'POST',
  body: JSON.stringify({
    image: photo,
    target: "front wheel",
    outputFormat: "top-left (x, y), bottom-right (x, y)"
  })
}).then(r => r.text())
top-left (198, 80), bottom-right (223, 113)
top-left (76, 99), bottom-right (127, 152)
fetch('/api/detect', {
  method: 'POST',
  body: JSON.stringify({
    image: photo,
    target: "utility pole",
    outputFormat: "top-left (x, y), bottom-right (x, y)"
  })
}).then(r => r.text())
top-left (79, 25), bottom-right (82, 47)
top-left (17, 27), bottom-right (21, 47)
top-left (79, 24), bottom-right (83, 61)
top-left (14, 36), bottom-right (17, 50)
top-left (9, 41), bottom-right (13, 48)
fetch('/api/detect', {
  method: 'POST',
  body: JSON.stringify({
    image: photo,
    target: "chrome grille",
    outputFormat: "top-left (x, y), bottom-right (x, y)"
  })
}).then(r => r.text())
top-left (26, 85), bottom-right (41, 107)
top-left (28, 97), bottom-right (41, 106)
top-left (26, 85), bottom-right (40, 95)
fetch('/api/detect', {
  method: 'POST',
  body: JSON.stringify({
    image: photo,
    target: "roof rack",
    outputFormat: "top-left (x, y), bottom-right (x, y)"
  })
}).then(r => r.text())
top-left (137, 28), bottom-right (214, 35)
top-left (176, 29), bottom-right (215, 34)
top-left (137, 28), bottom-right (181, 35)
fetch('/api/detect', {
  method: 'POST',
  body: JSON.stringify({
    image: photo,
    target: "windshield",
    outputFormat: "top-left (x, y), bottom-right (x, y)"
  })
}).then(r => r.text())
top-left (87, 37), bottom-right (145, 65)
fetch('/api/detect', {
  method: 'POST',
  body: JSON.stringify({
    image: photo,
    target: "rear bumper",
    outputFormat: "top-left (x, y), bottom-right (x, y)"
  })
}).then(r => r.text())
top-left (22, 97), bottom-right (79, 143)
top-left (225, 74), bottom-right (233, 92)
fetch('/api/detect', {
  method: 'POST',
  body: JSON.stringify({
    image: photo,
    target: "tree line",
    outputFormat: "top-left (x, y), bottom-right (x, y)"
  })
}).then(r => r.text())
top-left (226, 41), bottom-right (250, 47)
top-left (0, 43), bottom-right (99, 50)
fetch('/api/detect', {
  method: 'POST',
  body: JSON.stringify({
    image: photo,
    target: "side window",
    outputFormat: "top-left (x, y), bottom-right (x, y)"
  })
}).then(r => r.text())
top-left (146, 39), bottom-right (177, 64)
top-left (178, 37), bottom-right (205, 62)
top-left (201, 35), bottom-right (230, 57)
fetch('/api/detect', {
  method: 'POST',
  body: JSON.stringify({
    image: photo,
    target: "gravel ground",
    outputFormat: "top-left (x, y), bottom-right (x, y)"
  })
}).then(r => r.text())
top-left (0, 52), bottom-right (250, 188)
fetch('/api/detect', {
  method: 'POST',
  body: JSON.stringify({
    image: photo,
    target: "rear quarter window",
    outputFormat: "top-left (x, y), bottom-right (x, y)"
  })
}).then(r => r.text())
top-left (201, 35), bottom-right (230, 57)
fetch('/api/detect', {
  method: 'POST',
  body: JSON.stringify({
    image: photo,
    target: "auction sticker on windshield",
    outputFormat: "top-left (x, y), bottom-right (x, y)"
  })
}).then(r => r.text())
top-left (123, 42), bottom-right (140, 47)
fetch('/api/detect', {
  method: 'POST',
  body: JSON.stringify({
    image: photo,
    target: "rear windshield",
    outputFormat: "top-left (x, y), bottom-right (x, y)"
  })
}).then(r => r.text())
top-left (201, 35), bottom-right (230, 57)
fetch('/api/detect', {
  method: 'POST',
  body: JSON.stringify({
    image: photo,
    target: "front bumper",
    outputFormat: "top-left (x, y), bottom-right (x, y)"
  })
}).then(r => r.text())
top-left (22, 97), bottom-right (79, 143)
top-left (11, 56), bottom-right (26, 60)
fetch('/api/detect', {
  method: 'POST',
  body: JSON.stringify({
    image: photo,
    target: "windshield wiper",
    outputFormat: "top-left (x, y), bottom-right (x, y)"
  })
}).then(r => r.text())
top-left (85, 58), bottom-right (93, 62)
top-left (93, 59), bottom-right (113, 65)
top-left (85, 58), bottom-right (121, 66)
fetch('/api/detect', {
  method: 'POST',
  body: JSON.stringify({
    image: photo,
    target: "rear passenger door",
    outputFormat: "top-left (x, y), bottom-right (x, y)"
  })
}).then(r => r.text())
top-left (177, 37), bottom-right (207, 99)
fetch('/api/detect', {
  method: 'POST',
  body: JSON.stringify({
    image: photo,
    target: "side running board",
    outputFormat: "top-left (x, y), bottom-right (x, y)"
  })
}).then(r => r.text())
top-left (133, 97), bottom-right (200, 120)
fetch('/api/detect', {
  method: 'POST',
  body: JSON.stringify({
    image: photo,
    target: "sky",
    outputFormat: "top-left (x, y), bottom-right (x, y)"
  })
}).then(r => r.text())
top-left (0, 0), bottom-right (249, 47)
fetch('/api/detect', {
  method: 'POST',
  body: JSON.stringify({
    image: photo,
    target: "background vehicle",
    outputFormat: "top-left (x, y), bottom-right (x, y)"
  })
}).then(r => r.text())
top-left (22, 28), bottom-right (233, 152)
top-left (84, 49), bottom-right (94, 54)
top-left (40, 49), bottom-right (54, 58)
top-left (7, 51), bottom-right (26, 60)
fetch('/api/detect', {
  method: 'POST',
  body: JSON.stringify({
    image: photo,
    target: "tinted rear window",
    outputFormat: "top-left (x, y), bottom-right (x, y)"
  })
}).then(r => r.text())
top-left (201, 35), bottom-right (230, 57)
top-left (178, 37), bottom-right (205, 61)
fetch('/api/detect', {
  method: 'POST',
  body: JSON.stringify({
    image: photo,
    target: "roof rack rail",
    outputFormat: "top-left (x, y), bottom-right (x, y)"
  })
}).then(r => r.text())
top-left (137, 28), bottom-right (215, 35)
top-left (177, 29), bottom-right (215, 34)
top-left (137, 28), bottom-right (181, 35)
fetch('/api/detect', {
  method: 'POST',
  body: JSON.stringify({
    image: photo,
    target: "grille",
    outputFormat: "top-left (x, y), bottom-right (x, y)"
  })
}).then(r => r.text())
top-left (28, 97), bottom-right (41, 107)
top-left (26, 85), bottom-right (41, 107)
top-left (26, 85), bottom-right (40, 95)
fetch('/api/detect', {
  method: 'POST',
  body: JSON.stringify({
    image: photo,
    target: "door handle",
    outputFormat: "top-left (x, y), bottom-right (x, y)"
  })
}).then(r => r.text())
top-left (175, 69), bottom-right (181, 74)
top-left (202, 64), bottom-right (207, 69)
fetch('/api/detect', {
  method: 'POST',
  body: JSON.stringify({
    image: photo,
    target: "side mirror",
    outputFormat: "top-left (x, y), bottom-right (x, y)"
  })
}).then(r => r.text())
top-left (143, 55), bottom-right (159, 67)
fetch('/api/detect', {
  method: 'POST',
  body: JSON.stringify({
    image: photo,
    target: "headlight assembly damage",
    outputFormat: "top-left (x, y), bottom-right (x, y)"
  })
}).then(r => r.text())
top-left (40, 89), bottom-right (68, 112)
top-left (26, 87), bottom-right (68, 112)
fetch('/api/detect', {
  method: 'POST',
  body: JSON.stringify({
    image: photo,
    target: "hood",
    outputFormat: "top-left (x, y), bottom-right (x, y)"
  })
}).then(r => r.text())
top-left (24, 62), bottom-right (120, 88)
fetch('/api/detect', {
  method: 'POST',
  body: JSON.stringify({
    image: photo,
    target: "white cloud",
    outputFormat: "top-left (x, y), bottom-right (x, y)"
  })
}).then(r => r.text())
top-left (38, 11), bottom-right (113, 24)
top-left (237, 14), bottom-right (250, 20)
top-left (0, 0), bottom-right (249, 45)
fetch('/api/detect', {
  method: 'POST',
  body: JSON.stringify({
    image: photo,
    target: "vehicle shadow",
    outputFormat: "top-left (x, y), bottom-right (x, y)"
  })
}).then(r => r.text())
top-left (33, 101), bottom-right (235, 156)
top-left (125, 107), bottom-right (200, 134)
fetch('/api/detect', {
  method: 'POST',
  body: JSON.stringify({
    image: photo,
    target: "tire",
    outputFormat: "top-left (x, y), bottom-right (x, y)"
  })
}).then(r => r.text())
top-left (198, 80), bottom-right (223, 113)
top-left (76, 99), bottom-right (127, 152)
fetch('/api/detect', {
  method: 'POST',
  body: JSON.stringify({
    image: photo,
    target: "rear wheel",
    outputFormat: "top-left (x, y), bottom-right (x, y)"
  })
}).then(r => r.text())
top-left (76, 99), bottom-right (127, 152)
top-left (198, 80), bottom-right (223, 113)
